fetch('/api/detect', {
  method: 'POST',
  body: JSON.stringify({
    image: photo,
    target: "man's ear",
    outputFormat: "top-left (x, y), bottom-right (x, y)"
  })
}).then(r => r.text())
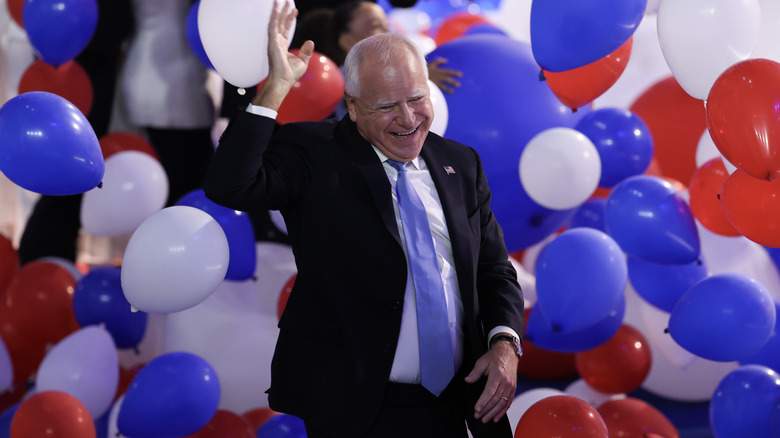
top-left (344, 93), bottom-right (358, 122)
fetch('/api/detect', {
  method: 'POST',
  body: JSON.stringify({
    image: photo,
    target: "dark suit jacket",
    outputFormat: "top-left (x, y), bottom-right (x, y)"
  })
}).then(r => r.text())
top-left (204, 111), bottom-right (524, 437)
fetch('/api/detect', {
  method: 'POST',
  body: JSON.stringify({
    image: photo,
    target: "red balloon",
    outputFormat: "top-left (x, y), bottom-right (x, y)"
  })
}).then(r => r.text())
top-left (99, 131), bottom-right (159, 160)
top-left (277, 273), bottom-right (296, 320)
top-left (688, 158), bottom-right (739, 236)
top-left (630, 76), bottom-right (707, 185)
top-left (18, 60), bottom-right (93, 116)
top-left (242, 407), bottom-right (281, 431)
top-left (433, 12), bottom-right (491, 46)
top-left (544, 37), bottom-right (632, 110)
top-left (575, 324), bottom-right (651, 394)
top-left (6, 0), bottom-right (23, 28)
top-left (720, 169), bottom-right (780, 247)
top-left (514, 395), bottom-right (608, 437)
top-left (186, 410), bottom-right (256, 438)
top-left (597, 398), bottom-right (679, 438)
top-left (260, 50), bottom-right (344, 125)
top-left (0, 234), bottom-right (19, 294)
top-left (706, 58), bottom-right (780, 181)
top-left (516, 309), bottom-right (578, 380)
top-left (10, 391), bottom-right (96, 438)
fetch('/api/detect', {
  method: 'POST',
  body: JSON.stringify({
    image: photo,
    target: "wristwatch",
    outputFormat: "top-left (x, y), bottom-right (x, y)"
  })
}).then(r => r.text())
top-left (489, 333), bottom-right (523, 358)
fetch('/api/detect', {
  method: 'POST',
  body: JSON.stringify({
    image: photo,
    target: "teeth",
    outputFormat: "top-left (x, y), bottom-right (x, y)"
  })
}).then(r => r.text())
top-left (394, 128), bottom-right (417, 137)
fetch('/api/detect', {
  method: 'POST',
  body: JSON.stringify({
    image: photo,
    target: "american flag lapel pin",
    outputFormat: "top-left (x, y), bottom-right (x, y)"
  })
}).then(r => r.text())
top-left (443, 165), bottom-right (455, 175)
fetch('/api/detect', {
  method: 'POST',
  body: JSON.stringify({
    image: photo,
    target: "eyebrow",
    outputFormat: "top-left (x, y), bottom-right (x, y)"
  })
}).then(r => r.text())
top-left (373, 90), bottom-right (427, 108)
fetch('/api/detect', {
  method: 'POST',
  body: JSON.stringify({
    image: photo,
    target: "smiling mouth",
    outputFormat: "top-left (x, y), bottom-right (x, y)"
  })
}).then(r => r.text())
top-left (393, 127), bottom-right (418, 137)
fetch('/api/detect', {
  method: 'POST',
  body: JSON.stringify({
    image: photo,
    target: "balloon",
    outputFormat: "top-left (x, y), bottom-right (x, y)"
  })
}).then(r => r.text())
top-left (535, 228), bottom-right (627, 332)
top-left (629, 76), bottom-right (707, 184)
top-left (605, 175), bottom-right (700, 264)
top-left (18, 60), bottom-right (93, 116)
top-left (176, 189), bottom-right (257, 281)
top-left (669, 273), bottom-right (776, 362)
top-left (387, 8), bottom-right (431, 35)
top-left (277, 273), bottom-right (296, 320)
top-left (10, 391), bottom-right (95, 438)
top-left (23, 0), bottom-right (98, 66)
top-left (516, 309), bottom-right (578, 380)
top-left (710, 365), bottom-right (780, 438)
top-left (428, 35), bottom-right (589, 252)
top-left (751, 0), bottom-right (780, 62)
top-left (597, 398), bottom-right (679, 438)
top-left (569, 198), bottom-right (607, 232)
top-left (6, 0), bottom-right (22, 28)
top-left (98, 132), bottom-right (159, 160)
top-left (185, 410), bottom-right (255, 438)
top-left (72, 267), bottom-right (148, 349)
top-left (432, 11), bottom-right (491, 46)
top-left (657, 0), bottom-right (760, 100)
top-left (575, 324), bottom-right (652, 394)
top-left (35, 326), bottom-right (119, 419)
top-left (530, 0), bottom-right (645, 72)
top-left (0, 404), bottom-right (19, 438)
top-left (544, 37), bottom-right (633, 110)
top-left (514, 395), bottom-right (608, 437)
top-left (255, 414), bottom-right (307, 438)
top-left (185, 0), bottom-right (214, 70)
top-left (199, 0), bottom-right (296, 88)
top-left (721, 170), bottom-right (780, 247)
top-left (564, 379), bottom-right (625, 409)
top-left (525, 294), bottom-right (625, 354)
top-left (121, 206), bottom-right (229, 314)
top-left (519, 127), bottom-right (601, 210)
top-left (80, 151), bottom-right (168, 237)
top-left (740, 302), bottom-right (780, 373)
top-left (695, 130), bottom-right (736, 174)
top-left (0, 338), bottom-right (11, 395)
top-left (427, 79), bottom-right (448, 137)
top-left (574, 107), bottom-right (653, 188)
top-left (706, 58), bottom-right (780, 181)
top-left (0, 91), bottom-right (103, 195)
top-left (243, 407), bottom-right (281, 432)
top-left (118, 352), bottom-right (220, 438)
top-left (627, 255), bottom-right (708, 313)
top-left (507, 387), bottom-right (566, 431)
top-left (0, 234), bottom-right (19, 295)
top-left (688, 158), bottom-right (740, 236)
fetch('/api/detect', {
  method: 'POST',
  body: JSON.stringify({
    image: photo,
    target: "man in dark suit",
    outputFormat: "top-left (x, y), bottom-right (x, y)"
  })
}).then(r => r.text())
top-left (204, 3), bottom-right (524, 437)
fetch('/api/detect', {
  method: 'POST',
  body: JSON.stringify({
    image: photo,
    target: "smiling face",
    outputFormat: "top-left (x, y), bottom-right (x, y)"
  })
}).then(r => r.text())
top-left (345, 47), bottom-right (433, 162)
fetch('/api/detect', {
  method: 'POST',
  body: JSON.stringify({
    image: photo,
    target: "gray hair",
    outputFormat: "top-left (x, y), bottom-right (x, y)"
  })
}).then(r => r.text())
top-left (342, 32), bottom-right (429, 97)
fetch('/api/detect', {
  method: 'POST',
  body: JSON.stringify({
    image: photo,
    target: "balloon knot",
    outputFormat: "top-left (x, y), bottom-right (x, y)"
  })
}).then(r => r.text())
top-left (529, 215), bottom-right (544, 227)
top-left (664, 327), bottom-right (670, 334)
top-left (716, 193), bottom-right (720, 200)
top-left (539, 70), bottom-right (546, 81)
top-left (551, 325), bottom-right (561, 333)
top-left (97, 181), bottom-right (103, 189)
top-left (133, 346), bottom-right (141, 355)
top-left (252, 275), bottom-right (259, 282)
top-left (570, 107), bottom-right (578, 113)
top-left (696, 258), bottom-right (703, 266)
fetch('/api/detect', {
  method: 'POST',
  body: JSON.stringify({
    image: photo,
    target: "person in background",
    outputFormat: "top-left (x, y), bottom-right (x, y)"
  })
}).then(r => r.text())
top-left (204, 3), bottom-right (523, 437)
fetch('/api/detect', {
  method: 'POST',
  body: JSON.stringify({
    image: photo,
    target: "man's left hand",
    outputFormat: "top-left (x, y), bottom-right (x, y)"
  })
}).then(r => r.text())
top-left (464, 339), bottom-right (519, 423)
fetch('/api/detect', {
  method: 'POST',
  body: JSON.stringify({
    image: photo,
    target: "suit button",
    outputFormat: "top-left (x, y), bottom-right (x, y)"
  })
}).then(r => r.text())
top-left (390, 300), bottom-right (401, 310)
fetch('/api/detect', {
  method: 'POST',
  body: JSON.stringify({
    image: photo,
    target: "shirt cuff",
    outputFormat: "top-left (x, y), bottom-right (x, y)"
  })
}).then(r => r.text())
top-left (246, 103), bottom-right (278, 119)
top-left (488, 326), bottom-right (521, 348)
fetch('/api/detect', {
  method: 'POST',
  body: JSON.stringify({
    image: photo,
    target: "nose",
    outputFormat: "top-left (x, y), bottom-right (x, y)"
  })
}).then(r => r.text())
top-left (396, 103), bottom-right (415, 127)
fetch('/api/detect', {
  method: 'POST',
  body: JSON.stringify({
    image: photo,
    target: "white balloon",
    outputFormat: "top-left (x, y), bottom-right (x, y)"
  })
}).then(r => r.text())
top-left (564, 379), bottom-right (625, 408)
top-left (269, 210), bottom-right (288, 235)
top-left (121, 206), bottom-right (229, 314)
top-left (164, 242), bottom-right (296, 413)
top-left (198, 0), bottom-right (296, 88)
top-left (407, 32), bottom-right (437, 55)
top-left (509, 257), bottom-right (536, 309)
top-left (35, 326), bottom-right (119, 419)
top-left (428, 79), bottom-right (449, 137)
top-left (519, 127), bottom-right (601, 210)
top-left (484, 0), bottom-right (531, 44)
top-left (81, 151), bottom-right (168, 237)
top-left (107, 396), bottom-right (124, 438)
top-left (750, 0), bottom-right (780, 62)
top-left (657, 0), bottom-right (761, 100)
top-left (388, 9), bottom-right (431, 35)
top-left (507, 387), bottom-right (566, 433)
top-left (0, 337), bottom-right (12, 393)
top-left (695, 130), bottom-right (736, 174)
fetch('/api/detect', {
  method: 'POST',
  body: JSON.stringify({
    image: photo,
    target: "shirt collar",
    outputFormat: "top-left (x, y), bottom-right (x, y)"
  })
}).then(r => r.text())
top-left (371, 145), bottom-right (422, 170)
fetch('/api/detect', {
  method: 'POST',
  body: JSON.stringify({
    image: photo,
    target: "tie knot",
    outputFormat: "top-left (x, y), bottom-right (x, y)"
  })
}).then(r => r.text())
top-left (387, 159), bottom-right (408, 173)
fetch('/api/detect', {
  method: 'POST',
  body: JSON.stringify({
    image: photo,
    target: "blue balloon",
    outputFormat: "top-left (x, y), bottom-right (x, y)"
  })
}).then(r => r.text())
top-left (605, 175), bottom-right (700, 264)
top-left (669, 274), bottom-right (776, 362)
top-left (0, 403), bottom-right (19, 438)
top-left (94, 406), bottom-right (109, 438)
top-left (186, 0), bottom-right (214, 70)
top-left (530, 0), bottom-right (646, 72)
top-left (741, 302), bottom-right (780, 373)
top-left (428, 35), bottom-right (590, 252)
top-left (118, 352), bottom-right (221, 438)
top-left (0, 91), bottom-right (104, 195)
top-left (72, 267), bottom-right (148, 349)
top-left (535, 228), bottom-right (627, 332)
top-left (176, 189), bottom-right (257, 281)
top-left (569, 197), bottom-right (607, 232)
top-left (627, 255), bottom-right (708, 313)
top-left (710, 365), bottom-right (780, 438)
top-left (413, 0), bottom-right (468, 29)
top-left (256, 414), bottom-right (307, 438)
top-left (463, 24), bottom-right (508, 37)
top-left (525, 293), bottom-right (624, 353)
top-left (23, 0), bottom-right (98, 67)
top-left (574, 108), bottom-right (653, 188)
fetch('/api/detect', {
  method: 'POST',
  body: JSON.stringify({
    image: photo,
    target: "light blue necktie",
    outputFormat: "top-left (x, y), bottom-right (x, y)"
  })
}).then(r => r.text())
top-left (387, 159), bottom-right (455, 396)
